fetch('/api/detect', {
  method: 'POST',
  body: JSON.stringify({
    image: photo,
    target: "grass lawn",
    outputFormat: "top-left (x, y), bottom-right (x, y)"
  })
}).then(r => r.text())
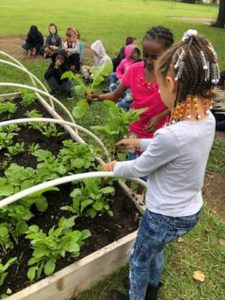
top-left (0, 1), bottom-right (225, 299)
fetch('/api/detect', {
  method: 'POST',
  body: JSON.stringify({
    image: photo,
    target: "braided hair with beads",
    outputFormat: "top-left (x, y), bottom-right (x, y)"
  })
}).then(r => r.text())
top-left (157, 30), bottom-right (219, 122)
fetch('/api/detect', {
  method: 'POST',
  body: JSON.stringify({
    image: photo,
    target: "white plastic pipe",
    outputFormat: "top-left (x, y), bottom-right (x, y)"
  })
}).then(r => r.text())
top-left (0, 171), bottom-right (146, 211)
top-left (0, 118), bottom-right (111, 161)
top-left (0, 56), bottom-right (50, 93)
top-left (0, 83), bottom-right (82, 139)
top-left (0, 81), bottom-right (75, 125)
top-left (0, 52), bottom-right (55, 108)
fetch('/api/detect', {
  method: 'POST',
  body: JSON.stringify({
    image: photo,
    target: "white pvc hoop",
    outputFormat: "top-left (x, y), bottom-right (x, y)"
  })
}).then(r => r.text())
top-left (0, 171), bottom-right (146, 211)
top-left (0, 118), bottom-right (111, 162)
top-left (0, 80), bottom-right (76, 126)
top-left (0, 51), bottom-right (54, 108)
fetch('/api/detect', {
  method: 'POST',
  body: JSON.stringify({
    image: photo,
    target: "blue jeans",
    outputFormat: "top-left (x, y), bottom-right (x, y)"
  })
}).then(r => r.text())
top-left (109, 72), bottom-right (118, 85)
top-left (117, 89), bottom-right (133, 112)
top-left (46, 77), bottom-right (72, 93)
top-left (129, 209), bottom-right (201, 300)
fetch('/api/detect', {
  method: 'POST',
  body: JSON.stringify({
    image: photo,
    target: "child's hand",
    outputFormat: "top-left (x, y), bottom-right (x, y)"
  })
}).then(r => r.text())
top-left (86, 91), bottom-right (100, 102)
top-left (116, 138), bottom-right (141, 150)
top-left (101, 161), bottom-right (116, 171)
top-left (145, 116), bottom-right (160, 132)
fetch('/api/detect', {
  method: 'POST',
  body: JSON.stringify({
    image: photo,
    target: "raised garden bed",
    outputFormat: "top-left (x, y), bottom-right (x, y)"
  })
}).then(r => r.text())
top-left (0, 92), bottom-right (143, 299)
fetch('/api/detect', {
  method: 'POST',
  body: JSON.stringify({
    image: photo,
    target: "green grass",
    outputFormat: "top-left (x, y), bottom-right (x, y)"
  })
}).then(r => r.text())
top-left (208, 138), bottom-right (225, 176)
top-left (0, 1), bottom-right (225, 299)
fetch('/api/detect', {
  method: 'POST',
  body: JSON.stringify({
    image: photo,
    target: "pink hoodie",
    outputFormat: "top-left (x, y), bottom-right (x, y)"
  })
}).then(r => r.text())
top-left (116, 44), bottom-right (135, 79)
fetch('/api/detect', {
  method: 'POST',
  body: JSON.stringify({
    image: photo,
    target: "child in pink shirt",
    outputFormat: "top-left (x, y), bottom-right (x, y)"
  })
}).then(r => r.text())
top-left (122, 60), bottom-right (166, 138)
top-left (89, 26), bottom-right (174, 161)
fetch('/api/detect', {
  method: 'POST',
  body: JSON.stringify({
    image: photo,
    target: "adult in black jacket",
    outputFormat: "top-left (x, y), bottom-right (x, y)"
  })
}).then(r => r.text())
top-left (22, 25), bottom-right (44, 57)
top-left (44, 50), bottom-right (73, 99)
top-left (44, 23), bottom-right (62, 58)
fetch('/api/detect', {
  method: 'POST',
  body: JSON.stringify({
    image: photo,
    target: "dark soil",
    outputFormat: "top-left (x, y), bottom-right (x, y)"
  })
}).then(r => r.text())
top-left (0, 97), bottom-right (139, 295)
top-left (1, 183), bottom-right (139, 295)
top-left (0, 98), bottom-right (70, 175)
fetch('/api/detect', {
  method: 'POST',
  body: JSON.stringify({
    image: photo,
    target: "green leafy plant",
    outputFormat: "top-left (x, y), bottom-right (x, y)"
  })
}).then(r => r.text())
top-left (62, 62), bottom-right (112, 97)
top-left (33, 149), bottom-right (67, 181)
top-left (0, 101), bottom-right (17, 116)
top-left (26, 217), bottom-right (91, 281)
top-left (0, 132), bottom-right (16, 151)
top-left (28, 143), bottom-right (41, 155)
top-left (58, 140), bottom-right (96, 172)
top-left (72, 99), bottom-right (89, 119)
top-left (0, 163), bottom-right (59, 237)
top-left (1, 162), bottom-right (61, 199)
top-left (5, 142), bottom-right (25, 157)
top-left (20, 90), bottom-right (36, 106)
top-left (61, 178), bottom-right (115, 218)
top-left (62, 62), bottom-right (112, 119)
top-left (91, 101), bottom-right (145, 154)
top-left (0, 204), bottom-right (33, 237)
top-left (26, 109), bottom-right (42, 118)
top-left (0, 125), bottom-right (20, 151)
top-left (0, 257), bottom-right (17, 287)
top-left (0, 223), bottom-right (14, 254)
top-left (3, 163), bottom-right (36, 194)
top-left (26, 110), bottom-right (64, 138)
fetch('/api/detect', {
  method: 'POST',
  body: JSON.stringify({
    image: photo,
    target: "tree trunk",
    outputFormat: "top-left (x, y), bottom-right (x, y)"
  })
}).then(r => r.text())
top-left (214, 0), bottom-right (225, 28)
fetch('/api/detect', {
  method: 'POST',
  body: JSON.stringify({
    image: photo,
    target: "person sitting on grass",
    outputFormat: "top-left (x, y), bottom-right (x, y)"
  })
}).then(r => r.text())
top-left (22, 25), bottom-right (44, 58)
top-left (112, 35), bottom-right (137, 71)
top-left (76, 30), bottom-right (84, 62)
top-left (81, 40), bottom-right (113, 83)
top-left (43, 23), bottom-right (62, 58)
top-left (44, 50), bottom-right (73, 99)
top-left (90, 40), bottom-right (113, 70)
top-left (62, 27), bottom-right (81, 73)
top-left (103, 30), bottom-right (217, 300)
top-left (116, 46), bottom-right (142, 81)
top-left (110, 45), bottom-right (141, 91)
top-left (110, 46), bottom-right (142, 112)
top-left (88, 26), bottom-right (174, 162)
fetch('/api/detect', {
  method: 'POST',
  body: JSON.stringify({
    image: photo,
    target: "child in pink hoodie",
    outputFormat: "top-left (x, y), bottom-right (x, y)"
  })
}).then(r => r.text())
top-left (109, 46), bottom-right (141, 92)
top-left (116, 45), bottom-right (141, 79)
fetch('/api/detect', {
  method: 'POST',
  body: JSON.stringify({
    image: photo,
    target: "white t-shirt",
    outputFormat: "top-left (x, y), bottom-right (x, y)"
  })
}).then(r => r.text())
top-left (114, 113), bottom-right (215, 217)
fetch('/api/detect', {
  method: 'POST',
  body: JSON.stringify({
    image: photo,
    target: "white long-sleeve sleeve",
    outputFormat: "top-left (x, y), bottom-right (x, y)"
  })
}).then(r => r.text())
top-left (114, 114), bottom-right (215, 217)
top-left (114, 128), bottom-right (179, 178)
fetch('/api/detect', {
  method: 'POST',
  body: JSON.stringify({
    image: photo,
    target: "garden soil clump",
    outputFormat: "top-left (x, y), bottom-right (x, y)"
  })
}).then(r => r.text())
top-left (0, 97), bottom-right (140, 295)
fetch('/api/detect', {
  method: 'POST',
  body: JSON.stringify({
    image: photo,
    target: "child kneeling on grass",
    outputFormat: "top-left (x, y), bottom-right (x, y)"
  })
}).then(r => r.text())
top-left (43, 23), bottom-right (62, 58)
top-left (22, 25), bottom-right (44, 58)
top-left (102, 30), bottom-right (217, 300)
top-left (44, 50), bottom-right (73, 99)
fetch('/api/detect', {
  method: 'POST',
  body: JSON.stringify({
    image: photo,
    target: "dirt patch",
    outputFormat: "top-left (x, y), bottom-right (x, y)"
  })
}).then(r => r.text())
top-left (171, 17), bottom-right (214, 24)
top-left (204, 172), bottom-right (225, 221)
top-left (203, 131), bottom-right (225, 221)
top-left (0, 35), bottom-right (94, 65)
top-left (0, 35), bottom-right (27, 59)
top-left (216, 131), bottom-right (225, 142)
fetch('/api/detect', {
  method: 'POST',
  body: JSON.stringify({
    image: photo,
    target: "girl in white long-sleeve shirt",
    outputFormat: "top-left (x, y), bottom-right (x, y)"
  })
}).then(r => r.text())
top-left (103, 30), bottom-right (218, 300)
